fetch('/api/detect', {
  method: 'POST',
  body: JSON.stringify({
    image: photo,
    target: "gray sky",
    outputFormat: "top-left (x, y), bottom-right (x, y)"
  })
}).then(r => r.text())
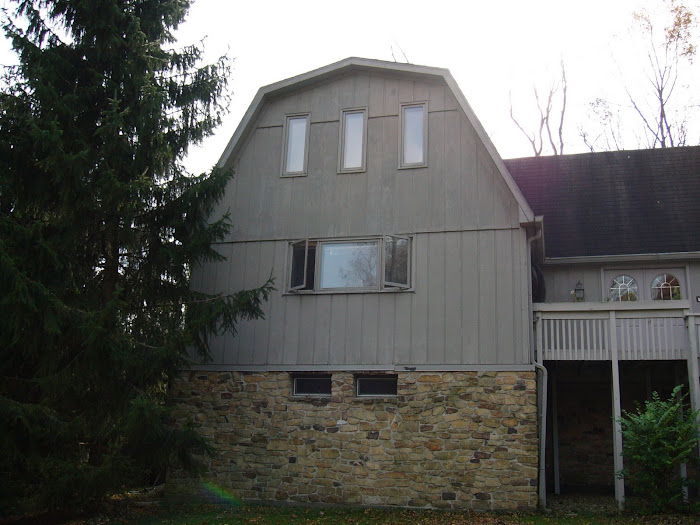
top-left (3, 0), bottom-right (699, 173)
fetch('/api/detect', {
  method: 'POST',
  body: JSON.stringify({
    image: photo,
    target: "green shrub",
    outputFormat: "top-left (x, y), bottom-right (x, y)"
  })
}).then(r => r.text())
top-left (618, 385), bottom-right (699, 512)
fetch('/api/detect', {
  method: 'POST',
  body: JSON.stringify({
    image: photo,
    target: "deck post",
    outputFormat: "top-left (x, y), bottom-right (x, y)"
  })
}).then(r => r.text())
top-left (685, 314), bottom-right (700, 417)
top-left (551, 372), bottom-right (561, 495)
top-left (685, 313), bottom-right (700, 470)
top-left (610, 311), bottom-right (625, 510)
top-left (675, 366), bottom-right (690, 502)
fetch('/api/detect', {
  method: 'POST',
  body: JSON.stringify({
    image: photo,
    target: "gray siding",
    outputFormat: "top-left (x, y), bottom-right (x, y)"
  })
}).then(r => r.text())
top-left (212, 74), bottom-right (520, 243)
top-left (194, 71), bottom-right (531, 370)
top-left (194, 230), bottom-right (530, 368)
top-left (541, 263), bottom-right (698, 305)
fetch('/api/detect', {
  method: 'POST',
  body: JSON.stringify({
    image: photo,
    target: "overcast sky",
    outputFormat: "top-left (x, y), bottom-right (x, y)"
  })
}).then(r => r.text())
top-left (3, 0), bottom-right (699, 174)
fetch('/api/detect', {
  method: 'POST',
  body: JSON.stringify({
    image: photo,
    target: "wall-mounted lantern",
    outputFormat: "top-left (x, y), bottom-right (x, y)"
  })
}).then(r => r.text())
top-left (573, 281), bottom-right (584, 302)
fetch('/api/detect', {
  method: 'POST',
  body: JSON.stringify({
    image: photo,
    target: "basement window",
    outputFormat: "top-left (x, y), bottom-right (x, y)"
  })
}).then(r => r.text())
top-left (355, 375), bottom-right (398, 397)
top-left (292, 375), bottom-right (332, 396)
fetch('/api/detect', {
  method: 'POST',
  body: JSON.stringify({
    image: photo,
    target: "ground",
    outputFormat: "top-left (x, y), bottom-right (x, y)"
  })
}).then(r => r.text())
top-left (3, 493), bottom-right (697, 525)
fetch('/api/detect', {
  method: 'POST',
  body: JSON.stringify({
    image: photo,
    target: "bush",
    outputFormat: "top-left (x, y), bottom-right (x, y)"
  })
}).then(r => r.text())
top-left (618, 385), bottom-right (699, 512)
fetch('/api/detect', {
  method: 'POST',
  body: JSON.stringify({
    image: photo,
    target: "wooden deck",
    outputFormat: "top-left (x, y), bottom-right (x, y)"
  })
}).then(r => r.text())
top-left (534, 302), bottom-right (693, 361)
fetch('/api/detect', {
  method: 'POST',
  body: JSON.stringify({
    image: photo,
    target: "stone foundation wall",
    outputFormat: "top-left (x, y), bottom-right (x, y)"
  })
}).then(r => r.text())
top-left (168, 370), bottom-right (538, 511)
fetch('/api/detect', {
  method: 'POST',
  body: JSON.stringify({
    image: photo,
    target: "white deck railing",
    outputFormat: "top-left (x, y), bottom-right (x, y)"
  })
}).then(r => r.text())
top-left (533, 302), bottom-right (691, 361)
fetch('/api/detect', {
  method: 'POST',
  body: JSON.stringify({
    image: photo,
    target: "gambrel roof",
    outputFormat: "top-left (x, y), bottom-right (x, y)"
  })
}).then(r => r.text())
top-left (506, 147), bottom-right (700, 259)
top-left (218, 57), bottom-right (534, 223)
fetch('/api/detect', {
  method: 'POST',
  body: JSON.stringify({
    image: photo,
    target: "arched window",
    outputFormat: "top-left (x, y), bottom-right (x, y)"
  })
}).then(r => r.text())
top-left (610, 275), bottom-right (638, 301)
top-left (651, 274), bottom-right (681, 300)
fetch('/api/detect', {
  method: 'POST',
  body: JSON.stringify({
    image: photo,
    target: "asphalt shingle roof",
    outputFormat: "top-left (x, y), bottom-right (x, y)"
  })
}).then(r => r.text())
top-left (504, 147), bottom-right (700, 258)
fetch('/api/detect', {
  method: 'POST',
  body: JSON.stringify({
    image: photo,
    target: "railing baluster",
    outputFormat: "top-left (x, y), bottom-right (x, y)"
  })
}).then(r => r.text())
top-left (531, 306), bottom-right (688, 362)
top-left (586, 320), bottom-right (592, 360)
top-left (621, 318), bottom-right (627, 360)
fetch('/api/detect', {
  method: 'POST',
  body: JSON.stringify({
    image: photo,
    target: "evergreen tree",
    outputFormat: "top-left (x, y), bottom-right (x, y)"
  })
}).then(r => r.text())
top-left (0, 0), bottom-right (271, 510)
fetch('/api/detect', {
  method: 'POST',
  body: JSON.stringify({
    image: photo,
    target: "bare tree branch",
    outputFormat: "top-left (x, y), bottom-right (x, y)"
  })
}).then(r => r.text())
top-left (509, 62), bottom-right (567, 156)
top-left (590, 0), bottom-right (695, 150)
top-left (510, 90), bottom-right (542, 156)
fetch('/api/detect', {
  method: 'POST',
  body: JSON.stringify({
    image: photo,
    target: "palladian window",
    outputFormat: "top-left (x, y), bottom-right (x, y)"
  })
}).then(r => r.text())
top-left (610, 275), bottom-right (638, 302)
top-left (651, 274), bottom-right (681, 300)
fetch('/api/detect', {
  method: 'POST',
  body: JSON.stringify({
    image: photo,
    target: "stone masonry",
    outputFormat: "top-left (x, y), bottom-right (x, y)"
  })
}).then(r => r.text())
top-left (168, 370), bottom-right (538, 511)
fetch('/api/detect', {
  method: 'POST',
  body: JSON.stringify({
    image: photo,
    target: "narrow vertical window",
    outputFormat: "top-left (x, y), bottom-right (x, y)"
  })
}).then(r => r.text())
top-left (400, 102), bottom-right (427, 168)
top-left (339, 108), bottom-right (367, 172)
top-left (282, 113), bottom-right (309, 176)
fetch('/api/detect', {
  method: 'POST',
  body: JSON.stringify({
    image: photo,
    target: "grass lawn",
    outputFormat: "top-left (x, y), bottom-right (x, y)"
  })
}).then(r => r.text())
top-left (60, 501), bottom-right (698, 525)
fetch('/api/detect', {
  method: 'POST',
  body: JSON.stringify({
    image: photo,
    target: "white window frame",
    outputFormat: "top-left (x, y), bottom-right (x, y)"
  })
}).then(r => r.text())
top-left (281, 112), bottom-right (310, 177)
top-left (383, 234), bottom-right (411, 289)
top-left (399, 101), bottom-right (428, 169)
top-left (609, 275), bottom-right (639, 302)
top-left (651, 273), bottom-right (683, 301)
top-left (602, 267), bottom-right (687, 301)
top-left (318, 240), bottom-right (380, 292)
top-left (338, 108), bottom-right (368, 173)
top-left (286, 236), bottom-right (413, 294)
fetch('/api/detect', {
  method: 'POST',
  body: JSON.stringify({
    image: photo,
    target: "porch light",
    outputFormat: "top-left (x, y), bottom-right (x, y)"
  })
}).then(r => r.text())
top-left (573, 281), bottom-right (584, 302)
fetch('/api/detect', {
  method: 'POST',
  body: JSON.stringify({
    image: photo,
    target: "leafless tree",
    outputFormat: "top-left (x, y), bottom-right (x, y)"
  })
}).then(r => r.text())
top-left (510, 61), bottom-right (567, 156)
top-left (583, 0), bottom-right (696, 150)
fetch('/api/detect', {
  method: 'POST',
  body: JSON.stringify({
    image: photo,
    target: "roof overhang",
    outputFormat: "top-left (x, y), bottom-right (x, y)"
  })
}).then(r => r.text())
top-left (543, 251), bottom-right (700, 266)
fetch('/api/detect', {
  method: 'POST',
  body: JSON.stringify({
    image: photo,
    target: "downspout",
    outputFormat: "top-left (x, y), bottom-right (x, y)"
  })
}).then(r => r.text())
top-left (527, 227), bottom-right (548, 509)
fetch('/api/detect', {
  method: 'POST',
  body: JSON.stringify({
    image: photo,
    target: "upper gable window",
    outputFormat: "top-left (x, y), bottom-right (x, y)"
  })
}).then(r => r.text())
top-left (400, 102), bottom-right (427, 168)
top-left (651, 274), bottom-right (682, 300)
top-left (610, 275), bottom-right (638, 302)
top-left (339, 108), bottom-right (367, 173)
top-left (282, 113), bottom-right (310, 176)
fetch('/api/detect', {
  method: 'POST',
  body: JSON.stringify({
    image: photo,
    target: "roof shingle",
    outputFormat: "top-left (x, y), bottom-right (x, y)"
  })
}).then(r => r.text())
top-left (505, 147), bottom-right (700, 258)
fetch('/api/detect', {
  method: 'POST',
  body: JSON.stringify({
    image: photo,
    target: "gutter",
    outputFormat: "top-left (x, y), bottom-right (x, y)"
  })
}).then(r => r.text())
top-left (527, 227), bottom-right (548, 509)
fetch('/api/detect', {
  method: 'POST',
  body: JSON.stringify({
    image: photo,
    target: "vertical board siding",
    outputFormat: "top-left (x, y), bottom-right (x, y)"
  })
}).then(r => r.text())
top-left (223, 74), bottom-right (520, 243)
top-left (426, 233), bottom-right (446, 363)
top-left (444, 232), bottom-right (462, 364)
top-left (312, 295), bottom-right (332, 365)
top-left (495, 230), bottom-right (516, 364)
top-left (197, 233), bottom-right (528, 368)
top-left (478, 231), bottom-right (497, 363)
top-left (192, 69), bottom-right (531, 369)
top-left (410, 234), bottom-right (430, 364)
top-left (461, 231), bottom-right (480, 364)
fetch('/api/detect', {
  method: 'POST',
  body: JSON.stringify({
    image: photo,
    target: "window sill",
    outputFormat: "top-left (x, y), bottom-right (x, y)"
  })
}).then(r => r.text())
top-left (281, 172), bottom-right (307, 178)
top-left (337, 168), bottom-right (366, 174)
top-left (398, 164), bottom-right (428, 170)
top-left (283, 288), bottom-right (414, 296)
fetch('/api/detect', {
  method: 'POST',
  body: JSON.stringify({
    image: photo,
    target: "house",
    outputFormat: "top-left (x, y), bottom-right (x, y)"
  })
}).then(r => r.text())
top-left (168, 58), bottom-right (700, 511)
top-left (506, 149), bottom-right (700, 501)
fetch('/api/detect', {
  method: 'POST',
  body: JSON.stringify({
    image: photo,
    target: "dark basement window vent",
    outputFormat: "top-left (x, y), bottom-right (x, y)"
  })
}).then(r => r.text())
top-left (292, 375), bottom-right (332, 396)
top-left (355, 375), bottom-right (398, 397)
